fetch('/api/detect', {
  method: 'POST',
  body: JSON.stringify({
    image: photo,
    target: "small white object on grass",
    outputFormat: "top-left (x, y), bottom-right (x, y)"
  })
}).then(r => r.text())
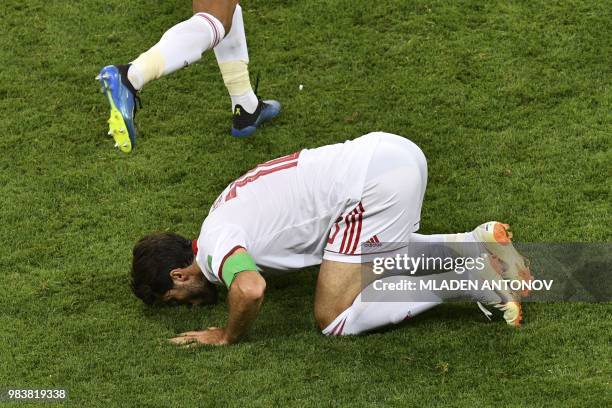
top-left (299, 84), bottom-right (304, 91)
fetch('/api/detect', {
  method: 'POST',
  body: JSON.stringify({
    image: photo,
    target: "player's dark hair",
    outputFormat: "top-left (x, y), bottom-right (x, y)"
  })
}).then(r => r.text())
top-left (131, 232), bottom-right (194, 305)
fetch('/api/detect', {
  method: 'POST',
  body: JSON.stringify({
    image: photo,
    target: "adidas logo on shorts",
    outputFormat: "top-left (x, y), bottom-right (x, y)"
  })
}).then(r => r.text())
top-left (363, 235), bottom-right (381, 247)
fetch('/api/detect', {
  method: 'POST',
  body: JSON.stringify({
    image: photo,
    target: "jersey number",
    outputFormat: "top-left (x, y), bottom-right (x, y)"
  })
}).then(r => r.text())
top-left (225, 151), bottom-right (301, 201)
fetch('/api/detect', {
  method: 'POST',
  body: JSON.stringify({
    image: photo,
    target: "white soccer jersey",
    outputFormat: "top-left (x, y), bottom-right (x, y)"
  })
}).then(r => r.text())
top-left (195, 132), bottom-right (383, 285)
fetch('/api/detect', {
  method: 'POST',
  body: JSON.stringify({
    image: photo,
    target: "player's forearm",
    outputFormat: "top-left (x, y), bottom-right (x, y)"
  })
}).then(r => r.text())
top-left (223, 271), bottom-right (266, 343)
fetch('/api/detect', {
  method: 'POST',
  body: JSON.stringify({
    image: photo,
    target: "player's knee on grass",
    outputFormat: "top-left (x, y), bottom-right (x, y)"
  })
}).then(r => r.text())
top-left (314, 304), bottom-right (342, 331)
top-left (192, 0), bottom-right (240, 32)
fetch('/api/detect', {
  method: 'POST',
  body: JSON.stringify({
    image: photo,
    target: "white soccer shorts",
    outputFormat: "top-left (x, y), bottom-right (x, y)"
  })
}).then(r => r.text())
top-left (323, 133), bottom-right (427, 263)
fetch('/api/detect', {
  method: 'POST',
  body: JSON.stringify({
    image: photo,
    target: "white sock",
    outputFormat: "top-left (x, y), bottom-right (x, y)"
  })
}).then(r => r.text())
top-left (407, 233), bottom-right (504, 304)
top-left (410, 231), bottom-right (482, 260)
top-left (230, 90), bottom-right (258, 113)
top-left (127, 13), bottom-right (225, 90)
top-left (214, 5), bottom-right (258, 113)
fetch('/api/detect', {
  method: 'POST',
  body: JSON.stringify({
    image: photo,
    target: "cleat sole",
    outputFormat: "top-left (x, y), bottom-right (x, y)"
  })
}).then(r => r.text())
top-left (474, 222), bottom-right (533, 298)
top-left (231, 125), bottom-right (257, 138)
top-left (101, 79), bottom-right (132, 153)
top-left (472, 221), bottom-right (532, 327)
top-left (107, 107), bottom-right (132, 153)
top-left (494, 301), bottom-right (522, 327)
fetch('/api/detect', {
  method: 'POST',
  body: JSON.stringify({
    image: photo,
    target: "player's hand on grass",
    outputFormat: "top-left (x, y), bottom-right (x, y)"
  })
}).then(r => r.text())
top-left (170, 327), bottom-right (229, 347)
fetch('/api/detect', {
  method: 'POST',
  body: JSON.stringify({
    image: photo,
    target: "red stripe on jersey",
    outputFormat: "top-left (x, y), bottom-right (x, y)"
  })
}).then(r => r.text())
top-left (225, 151), bottom-right (300, 202)
top-left (349, 203), bottom-right (365, 254)
top-left (256, 151), bottom-right (300, 169)
top-left (339, 208), bottom-right (357, 253)
top-left (192, 239), bottom-right (199, 255)
top-left (225, 161), bottom-right (298, 201)
top-left (235, 151), bottom-right (301, 185)
top-left (373, 235), bottom-right (380, 244)
top-left (217, 245), bottom-right (245, 286)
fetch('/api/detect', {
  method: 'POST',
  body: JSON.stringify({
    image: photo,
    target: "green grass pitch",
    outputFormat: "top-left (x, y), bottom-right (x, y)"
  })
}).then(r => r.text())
top-left (0, 0), bottom-right (610, 406)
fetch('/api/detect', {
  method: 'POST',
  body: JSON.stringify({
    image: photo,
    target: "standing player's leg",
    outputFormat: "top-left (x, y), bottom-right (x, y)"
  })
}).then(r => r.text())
top-left (126, 1), bottom-right (237, 91)
top-left (97, 0), bottom-right (236, 152)
top-left (96, 0), bottom-right (279, 152)
top-left (213, 4), bottom-right (281, 137)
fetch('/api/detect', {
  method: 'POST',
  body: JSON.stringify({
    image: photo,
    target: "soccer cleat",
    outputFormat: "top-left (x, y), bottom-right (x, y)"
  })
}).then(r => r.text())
top-left (472, 255), bottom-right (523, 327)
top-left (472, 222), bottom-right (534, 298)
top-left (471, 222), bottom-right (534, 327)
top-left (231, 99), bottom-right (281, 138)
top-left (96, 64), bottom-right (140, 153)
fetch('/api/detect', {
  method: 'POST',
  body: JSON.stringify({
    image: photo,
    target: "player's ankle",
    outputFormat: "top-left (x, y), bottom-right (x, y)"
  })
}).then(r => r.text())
top-left (126, 64), bottom-right (145, 91)
top-left (231, 90), bottom-right (258, 114)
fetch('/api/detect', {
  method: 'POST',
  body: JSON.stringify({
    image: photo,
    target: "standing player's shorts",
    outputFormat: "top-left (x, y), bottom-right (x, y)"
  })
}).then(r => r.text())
top-left (323, 133), bottom-right (427, 263)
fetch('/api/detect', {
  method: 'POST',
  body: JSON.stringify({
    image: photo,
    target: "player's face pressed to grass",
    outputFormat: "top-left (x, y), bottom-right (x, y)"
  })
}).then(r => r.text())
top-left (97, 0), bottom-right (281, 153)
top-left (131, 232), bottom-right (218, 307)
top-left (163, 266), bottom-right (215, 307)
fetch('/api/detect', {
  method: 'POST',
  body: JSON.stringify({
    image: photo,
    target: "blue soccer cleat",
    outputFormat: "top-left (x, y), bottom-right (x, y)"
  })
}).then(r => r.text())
top-left (96, 64), bottom-right (140, 153)
top-left (231, 99), bottom-right (281, 138)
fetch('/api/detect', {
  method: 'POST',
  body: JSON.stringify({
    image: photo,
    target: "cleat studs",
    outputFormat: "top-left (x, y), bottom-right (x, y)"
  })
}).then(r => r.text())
top-left (95, 74), bottom-right (101, 80)
top-left (108, 131), bottom-right (112, 135)
top-left (122, 143), bottom-right (128, 147)
top-left (120, 128), bottom-right (125, 133)
top-left (114, 143), bottom-right (119, 148)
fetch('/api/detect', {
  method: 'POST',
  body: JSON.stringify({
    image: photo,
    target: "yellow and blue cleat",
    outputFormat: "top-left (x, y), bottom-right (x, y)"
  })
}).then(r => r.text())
top-left (96, 65), bottom-right (140, 153)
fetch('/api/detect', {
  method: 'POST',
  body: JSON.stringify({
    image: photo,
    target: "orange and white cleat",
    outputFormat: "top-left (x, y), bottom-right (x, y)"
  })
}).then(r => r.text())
top-left (471, 222), bottom-right (534, 327)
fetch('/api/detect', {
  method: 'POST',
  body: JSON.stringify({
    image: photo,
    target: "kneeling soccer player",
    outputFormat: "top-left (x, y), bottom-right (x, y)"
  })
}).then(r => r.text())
top-left (97, 0), bottom-right (280, 152)
top-left (131, 132), bottom-right (533, 345)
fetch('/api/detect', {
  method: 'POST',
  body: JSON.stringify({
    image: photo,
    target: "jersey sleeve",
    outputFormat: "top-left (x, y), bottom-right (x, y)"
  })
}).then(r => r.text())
top-left (196, 224), bottom-right (252, 287)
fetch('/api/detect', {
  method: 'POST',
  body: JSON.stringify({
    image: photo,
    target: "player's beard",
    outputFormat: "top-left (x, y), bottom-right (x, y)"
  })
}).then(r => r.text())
top-left (182, 277), bottom-right (218, 306)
